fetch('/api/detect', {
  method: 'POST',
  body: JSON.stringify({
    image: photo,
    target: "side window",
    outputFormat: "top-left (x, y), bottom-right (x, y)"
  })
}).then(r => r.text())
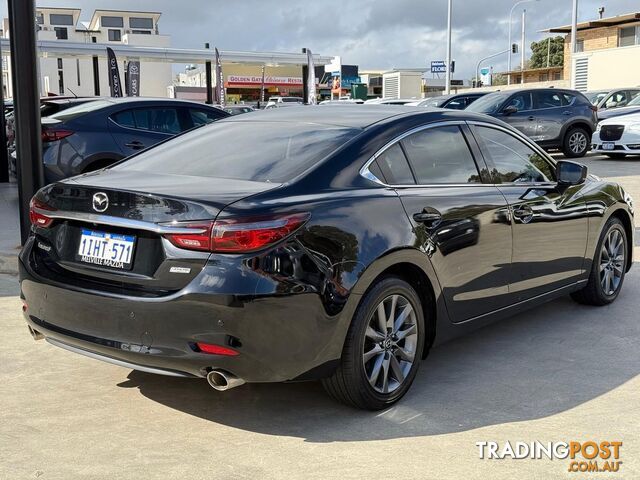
top-left (605, 92), bottom-right (628, 108)
top-left (134, 108), bottom-right (181, 134)
top-left (504, 93), bottom-right (532, 112)
top-left (562, 93), bottom-right (576, 105)
top-left (401, 126), bottom-right (481, 184)
top-left (111, 110), bottom-right (136, 128)
top-left (474, 126), bottom-right (556, 184)
top-left (446, 98), bottom-right (466, 110)
top-left (374, 143), bottom-right (415, 185)
top-left (629, 90), bottom-right (640, 101)
top-left (189, 109), bottom-right (222, 128)
top-left (533, 91), bottom-right (563, 109)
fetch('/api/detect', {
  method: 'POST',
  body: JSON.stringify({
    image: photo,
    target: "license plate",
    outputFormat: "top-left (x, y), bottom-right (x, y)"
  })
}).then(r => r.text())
top-left (602, 142), bottom-right (615, 151)
top-left (76, 229), bottom-right (136, 269)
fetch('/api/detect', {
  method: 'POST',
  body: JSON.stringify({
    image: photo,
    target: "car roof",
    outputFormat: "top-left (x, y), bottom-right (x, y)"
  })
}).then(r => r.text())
top-left (221, 104), bottom-right (503, 129)
top-left (96, 97), bottom-right (219, 107)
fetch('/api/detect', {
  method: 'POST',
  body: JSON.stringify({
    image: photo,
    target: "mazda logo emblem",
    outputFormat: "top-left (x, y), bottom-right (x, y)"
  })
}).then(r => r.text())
top-left (92, 192), bottom-right (109, 213)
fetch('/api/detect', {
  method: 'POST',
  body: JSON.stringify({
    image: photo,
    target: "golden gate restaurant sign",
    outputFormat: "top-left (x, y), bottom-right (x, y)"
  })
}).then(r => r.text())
top-left (226, 75), bottom-right (303, 87)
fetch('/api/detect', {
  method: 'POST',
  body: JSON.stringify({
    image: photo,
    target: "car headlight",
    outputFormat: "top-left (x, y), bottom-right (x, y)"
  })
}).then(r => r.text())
top-left (629, 123), bottom-right (640, 132)
top-left (595, 123), bottom-right (601, 132)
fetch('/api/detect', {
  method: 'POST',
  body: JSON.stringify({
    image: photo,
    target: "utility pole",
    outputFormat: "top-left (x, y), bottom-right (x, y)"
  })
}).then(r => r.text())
top-left (546, 37), bottom-right (551, 67)
top-left (521, 9), bottom-right (526, 84)
top-left (570, 0), bottom-right (578, 87)
top-left (8, 0), bottom-right (44, 244)
top-left (445, 0), bottom-right (452, 94)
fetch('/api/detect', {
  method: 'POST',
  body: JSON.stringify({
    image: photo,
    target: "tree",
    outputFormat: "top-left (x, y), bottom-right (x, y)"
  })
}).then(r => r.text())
top-left (529, 36), bottom-right (564, 68)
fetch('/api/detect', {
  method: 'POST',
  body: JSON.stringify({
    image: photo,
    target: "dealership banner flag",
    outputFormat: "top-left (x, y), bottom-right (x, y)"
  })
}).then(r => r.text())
top-left (126, 61), bottom-right (140, 97)
top-left (106, 47), bottom-right (123, 97)
top-left (306, 49), bottom-right (317, 105)
top-left (214, 47), bottom-right (225, 107)
top-left (260, 64), bottom-right (266, 106)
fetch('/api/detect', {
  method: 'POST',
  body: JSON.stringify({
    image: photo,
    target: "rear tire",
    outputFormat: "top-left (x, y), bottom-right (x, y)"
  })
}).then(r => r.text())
top-left (322, 276), bottom-right (425, 410)
top-left (571, 217), bottom-right (627, 306)
top-left (604, 153), bottom-right (627, 159)
top-left (562, 127), bottom-right (590, 158)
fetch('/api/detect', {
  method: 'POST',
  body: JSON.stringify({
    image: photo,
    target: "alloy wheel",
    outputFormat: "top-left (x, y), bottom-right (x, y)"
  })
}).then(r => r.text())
top-left (569, 131), bottom-right (588, 154)
top-left (599, 228), bottom-right (625, 295)
top-left (363, 294), bottom-right (418, 394)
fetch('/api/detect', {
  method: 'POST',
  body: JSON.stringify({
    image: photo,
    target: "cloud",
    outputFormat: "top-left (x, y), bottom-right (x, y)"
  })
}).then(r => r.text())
top-left (3, 0), bottom-right (638, 78)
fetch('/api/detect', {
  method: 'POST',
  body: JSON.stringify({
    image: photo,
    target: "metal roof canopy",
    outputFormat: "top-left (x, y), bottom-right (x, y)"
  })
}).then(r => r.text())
top-left (542, 11), bottom-right (640, 33)
top-left (0, 38), bottom-right (334, 65)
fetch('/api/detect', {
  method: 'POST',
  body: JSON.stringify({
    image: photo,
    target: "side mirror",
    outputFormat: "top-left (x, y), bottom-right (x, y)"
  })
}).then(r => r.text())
top-left (503, 105), bottom-right (518, 115)
top-left (557, 160), bottom-right (587, 186)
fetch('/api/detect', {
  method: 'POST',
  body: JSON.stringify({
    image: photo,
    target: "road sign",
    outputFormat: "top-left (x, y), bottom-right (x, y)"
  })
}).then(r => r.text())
top-left (431, 60), bottom-right (447, 73)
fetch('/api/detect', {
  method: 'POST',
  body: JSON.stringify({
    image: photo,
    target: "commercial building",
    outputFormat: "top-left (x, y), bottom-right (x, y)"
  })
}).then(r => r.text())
top-left (2, 7), bottom-right (172, 98)
top-left (544, 11), bottom-right (640, 91)
top-left (382, 69), bottom-right (424, 99)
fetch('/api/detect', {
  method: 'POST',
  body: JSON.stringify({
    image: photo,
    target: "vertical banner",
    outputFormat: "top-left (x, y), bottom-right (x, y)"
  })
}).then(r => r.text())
top-left (259, 64), bottom-right (266, 108)
top-left (126, 61), bottom-right (140, 97)
top-left (106, 47), bottom-right (122, 97)
top-left (214, 47), bottom-right (225, 107)
top-left (306, 49), bottom-right (317, 105)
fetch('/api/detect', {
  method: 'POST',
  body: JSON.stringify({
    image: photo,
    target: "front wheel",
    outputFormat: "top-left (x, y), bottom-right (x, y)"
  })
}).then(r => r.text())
top-left (562, 127), bottom-right (590, 158)
top-left (571, 217), bottom-right (628, 306)
top-left (322, 276), bottom-right (425, 410)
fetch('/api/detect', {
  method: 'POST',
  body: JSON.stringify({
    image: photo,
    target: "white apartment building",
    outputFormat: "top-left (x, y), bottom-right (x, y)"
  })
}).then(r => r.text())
top-left (2, 7), bottom-right (173, 98)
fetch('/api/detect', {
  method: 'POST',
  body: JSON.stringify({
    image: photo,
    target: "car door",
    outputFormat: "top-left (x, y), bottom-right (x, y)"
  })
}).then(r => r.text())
top-left (469, 123), bottom-right (588, 302)
top-left (532, 89), bottom-right (566, 142)
top-left (109, 106), bottom-right (183, 156)
top-left (499, 92), bottom-right (537, 138)
top-left (373, 123), bottom-right (513, 322)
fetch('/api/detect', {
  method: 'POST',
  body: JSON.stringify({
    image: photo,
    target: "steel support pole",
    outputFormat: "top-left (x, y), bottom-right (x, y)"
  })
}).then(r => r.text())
top-left (8, 0), bottom-right (43, 244)
top-left (0, 36), bottom-right (9, 183)
top-left (301, 48), bottom-right (309, 104)
top-left (444, 0), bottom-right (452, 95)
top-left (570, 0), bottom-right (578, 88)
top-left (92, 55), bottom-right (100, 95)
top-left (521, 9), bottom-right (526, 84)
top-left (205, 42), bottom-right (213, 105)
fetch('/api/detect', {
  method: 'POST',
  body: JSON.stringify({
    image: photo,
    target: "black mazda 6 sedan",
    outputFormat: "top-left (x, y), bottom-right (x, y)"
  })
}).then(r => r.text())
top-left (20, 106), bottom-right (634, 410)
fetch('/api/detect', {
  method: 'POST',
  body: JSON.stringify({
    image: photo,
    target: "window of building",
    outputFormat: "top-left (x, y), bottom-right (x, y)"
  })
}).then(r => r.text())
top-left (36, 13), bottom-right (44, 25)
top-left (129, 17), bottom-right (154, 29)
top-left (101, 16), bottom-right (124, 28)
top-left (552, 71), bottom-right (562, 81)
top-left (619, 26), bottom-right (639, 47)
top-left (539, 73), bottom-right (549, 82)
top-left (50, 13), bottom-right (73, 25)
top-left (54, 27), bottom-right (68, 40)
top-left (57, 58), bottom-right (65, 95)
top-left (57, 58), bottom-right (63, 69)
top-left (131, 30), bottom-right (152, 35)
top-left (108, 29), bottom-right (122, 42)
top-left (401, 126), bottom-right (481, 184)
top-left (576, 39), bottom-right (584, 52)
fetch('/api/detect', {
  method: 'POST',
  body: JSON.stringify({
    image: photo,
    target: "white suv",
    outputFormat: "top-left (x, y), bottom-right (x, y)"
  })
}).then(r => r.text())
top-left (265, 97), bottom-right (304, 109)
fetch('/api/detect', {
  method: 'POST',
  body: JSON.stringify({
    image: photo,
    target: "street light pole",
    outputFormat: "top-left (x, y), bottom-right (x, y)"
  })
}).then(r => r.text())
top-left (507, 0), bottom-right (538, 85)
top-left (445, 0), bottom-right (452, 95)
top-left (570, 0), bottom-right (578, 87)
top-left (521, 9), bottom-right (526, 84)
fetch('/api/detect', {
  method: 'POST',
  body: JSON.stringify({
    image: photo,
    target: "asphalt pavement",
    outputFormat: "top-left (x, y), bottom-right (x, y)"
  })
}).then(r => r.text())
top-left (0, 153), bottom-right (639, 479)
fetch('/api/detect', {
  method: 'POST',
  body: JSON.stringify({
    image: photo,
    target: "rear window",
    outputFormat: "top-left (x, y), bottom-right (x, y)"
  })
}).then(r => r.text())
top-left (113, 121), bottom-right (359, 183)
top-left (50, 100), bottom-right (114, 121)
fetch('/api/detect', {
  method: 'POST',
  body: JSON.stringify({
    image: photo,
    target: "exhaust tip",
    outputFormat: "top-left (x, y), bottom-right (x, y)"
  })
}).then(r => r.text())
top-left (28, 326), bottom-right (44, 341)
top-left (206, 369), bottom-right (245, 391)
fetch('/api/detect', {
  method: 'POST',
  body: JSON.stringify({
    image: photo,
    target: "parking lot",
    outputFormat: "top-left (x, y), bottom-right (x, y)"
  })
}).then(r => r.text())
top-left (0, 152), bottom-right (638, 480)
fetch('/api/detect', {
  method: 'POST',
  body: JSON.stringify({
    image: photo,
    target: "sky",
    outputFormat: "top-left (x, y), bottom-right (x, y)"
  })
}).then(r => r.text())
top-left (2, 0), bottom-right (639, 79)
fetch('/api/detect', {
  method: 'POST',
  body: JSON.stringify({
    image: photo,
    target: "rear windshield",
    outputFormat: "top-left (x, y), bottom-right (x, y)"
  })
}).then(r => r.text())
top-left (113, 121), bottom-right (359, 183)
top-left (49, 100), bottom-right (113, 121)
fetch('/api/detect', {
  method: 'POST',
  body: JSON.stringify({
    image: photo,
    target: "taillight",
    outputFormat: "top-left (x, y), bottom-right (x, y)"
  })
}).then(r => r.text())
top-left (41, 129), bottom-right (74, 143)
top-left (164, 213), bottom-right (310, 253)
top-left (29, 197), bottom-right (55, 228)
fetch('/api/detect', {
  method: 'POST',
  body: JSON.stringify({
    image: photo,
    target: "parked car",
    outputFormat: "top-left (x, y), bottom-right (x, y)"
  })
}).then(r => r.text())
top-left (466, 88), bottom-right (597, 157)
top-left (222, 105), bottom-right (255, 115)
top-left (407, 92), bottom-right (488, 109)
top-left (265, 96), bottom-right (303, 109)
top-left (596, 93), bottom-right (640, 121)
top-left (38, 97), bottom-right (229, 183)
top-left (592, 112), bottom-right (640, 158)
top-left (364, 98), bottom-right (417, 105)
top-left (21, 106), bottom-right (633, 410)
top-left (586, 88), bottom-right (640, 112)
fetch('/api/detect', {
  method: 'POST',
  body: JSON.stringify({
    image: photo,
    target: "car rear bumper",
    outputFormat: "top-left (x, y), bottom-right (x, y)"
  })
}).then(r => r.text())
top-left (19, 240), bottom-right (353, 383)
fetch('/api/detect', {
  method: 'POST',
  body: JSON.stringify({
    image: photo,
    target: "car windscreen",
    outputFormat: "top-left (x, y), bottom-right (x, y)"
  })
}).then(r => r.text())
top-left (112, 121), bottom-right (360, 183)
top-left (465, 93), bottom-right (510, 114)
top-left (586, 91), bottom-right (607, 105)
top-left (49, 100), bottom-right (114, 121)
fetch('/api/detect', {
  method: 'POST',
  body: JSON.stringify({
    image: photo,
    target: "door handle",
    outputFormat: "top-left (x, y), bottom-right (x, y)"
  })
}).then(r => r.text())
top-left (125, 141), bottom-right (145, 149)
top-left (512, 205), bottom-right (534, 223)
top-left (527, 116), bottom-right (535, 121)
top-left (413, 211), bottom-right (442, 227)
top-left (562, 111), bottom-right (572, 115)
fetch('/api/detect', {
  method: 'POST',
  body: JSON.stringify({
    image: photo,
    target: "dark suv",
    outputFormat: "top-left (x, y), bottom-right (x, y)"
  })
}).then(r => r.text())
top-left (40, 98), bottom-right (229, 183)
top-left (467, 88), bottom-right (597, 157)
